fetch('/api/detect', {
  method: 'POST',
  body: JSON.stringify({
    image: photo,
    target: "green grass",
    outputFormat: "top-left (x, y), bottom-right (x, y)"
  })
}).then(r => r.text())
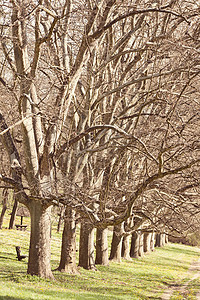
top-left (0, 217), bottom-right (200, 299)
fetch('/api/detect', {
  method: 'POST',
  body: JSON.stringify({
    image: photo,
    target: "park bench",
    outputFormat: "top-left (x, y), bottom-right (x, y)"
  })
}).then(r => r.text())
top-left (15, 224), bottom-right (27, 231)
top-left (15, 246), bottom-right (27, 261)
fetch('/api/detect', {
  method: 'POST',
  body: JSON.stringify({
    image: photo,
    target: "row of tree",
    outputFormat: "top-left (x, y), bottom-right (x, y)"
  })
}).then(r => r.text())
top-left (0, 0), bottom-right (200, 278)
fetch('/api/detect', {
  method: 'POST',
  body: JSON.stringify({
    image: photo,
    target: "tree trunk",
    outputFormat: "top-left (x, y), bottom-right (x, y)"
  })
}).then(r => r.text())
top-left (155, 233), bottom-right (166, 247)
top-left (121, 218), bottom-right (131, 260)
top-left (95, 227), bottom-right (109, 265)
top-left (130, 231), bottom-right (140, 258)
top-left (150, 232), bottom-right (155, 251)
top-left (155, 233), bottom-right (162, 247)
top-left (109, 223), bottom-right (123, 263)
top-left (161, 233), bottom-right (166, 247)
top-left (138, 232), bottom-right (144, 257)
top-left (78, 221), bottom-right (96, 270)
top-left (143, 232), bottom-right (152, 254)
top-left (165, 233), bottom-right (169, 244)
top-left (0, 188), bottom-right (8, 229)
top-left (9, 196), bottom-right (18, 229)
top-left (27, 201), bottom-right (54, 279)
top-left (121, 235), bottom-right (131, 260)
top-left (57, 205), bottom-right (64, 233)
top-left (57, 207), bottom-right (78, 274)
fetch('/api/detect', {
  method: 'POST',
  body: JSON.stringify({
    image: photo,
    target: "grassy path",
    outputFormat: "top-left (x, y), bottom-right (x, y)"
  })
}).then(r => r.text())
top-left (0, 228), bottom-right (200, 299)
top-left (161, 256), bottom-right (200, 299)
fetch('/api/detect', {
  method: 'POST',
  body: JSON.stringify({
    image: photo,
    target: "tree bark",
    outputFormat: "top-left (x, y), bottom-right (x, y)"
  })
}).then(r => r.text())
top-left (9, 196), bottom-right (18, 229)
top-left (165, 233), bottom-right (169, 244)
top-left (161, 233), bottom-right (166, 247)
top-left (57, 205), bottom-right (64, 233)
top-left (109, 223), bottom-right (123, 263)
top-left (121, 218), bottom-right (131, 260)
top-left (0, 188), bottom-right (8, 229)
top-left (95, 227), bottom-right (109, 265)
top-left (150, 232), bottom-right (155, 251)
top-left (143, 232), bottom-right (152, 254)
top-left (130, 231), bottom-right (140, 258)
top-left (138, 232), bottom-right (144, 257)
top-left (121, 235), bottom-right (131, 260)
top-left (78, 221), bottom-right (96, 270)
top-left (27, 201), bottom-right (54, 279)
top-left (57, 207), bottom-right (78, 274)
top-left (155, 233), bottom-right (163, 247)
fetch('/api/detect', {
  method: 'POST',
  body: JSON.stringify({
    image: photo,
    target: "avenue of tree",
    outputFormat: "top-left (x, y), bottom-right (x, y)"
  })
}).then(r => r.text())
top-left (0, 0), bottom-right (200, 278)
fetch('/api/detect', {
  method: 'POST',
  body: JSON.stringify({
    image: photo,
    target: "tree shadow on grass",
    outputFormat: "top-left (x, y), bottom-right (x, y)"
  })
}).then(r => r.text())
top-left (77, 285), bottom-right (162, 300)
top-left (0, 270), bottom-right (27, 281)
top-left (0, 255), bottom-right (17, 261)
top-left (0, 251), bottom-right (16, 256)
top-left (147, 256), bottom-right (189, 271)
top-left (0, 297), bottom-right (21, 300)
top-left (161, 245), bottom-right (200, 257)
top-left (0, 250), bottom-right (28, 263)
top-left (122, 254), bottom-right (197, 273)
top-left (55, 271), bottom-right (164, 299)
top-left (1, 286), bottom-right (125, 300)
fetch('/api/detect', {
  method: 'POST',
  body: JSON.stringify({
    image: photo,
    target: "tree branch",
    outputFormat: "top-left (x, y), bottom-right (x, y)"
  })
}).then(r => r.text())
top-left (89, 7), bottom-right (190, 40)
top-left (91, 67), bottom-right (186, 110)
top-left (56, 124), bottom-right (129, 158)
top-left (93, 158), bottom-right (200, 228)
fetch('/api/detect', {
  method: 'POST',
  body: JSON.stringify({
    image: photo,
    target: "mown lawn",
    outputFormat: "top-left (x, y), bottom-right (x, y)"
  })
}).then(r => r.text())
top-left (0, 224), bottom-right (200, 299)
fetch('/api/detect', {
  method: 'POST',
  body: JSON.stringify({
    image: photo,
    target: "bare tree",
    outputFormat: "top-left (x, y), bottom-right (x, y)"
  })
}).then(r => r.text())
top-left (0, 0), bottom-right (200, 278)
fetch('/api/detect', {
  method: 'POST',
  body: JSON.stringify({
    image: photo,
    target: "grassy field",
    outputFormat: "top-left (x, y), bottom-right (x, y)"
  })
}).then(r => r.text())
top-left (0, 215), bottom-right (200, 299)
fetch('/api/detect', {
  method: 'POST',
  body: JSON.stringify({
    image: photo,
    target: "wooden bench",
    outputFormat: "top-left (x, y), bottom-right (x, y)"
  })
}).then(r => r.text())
top-left (15, 224), bottom-right (27, 231)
